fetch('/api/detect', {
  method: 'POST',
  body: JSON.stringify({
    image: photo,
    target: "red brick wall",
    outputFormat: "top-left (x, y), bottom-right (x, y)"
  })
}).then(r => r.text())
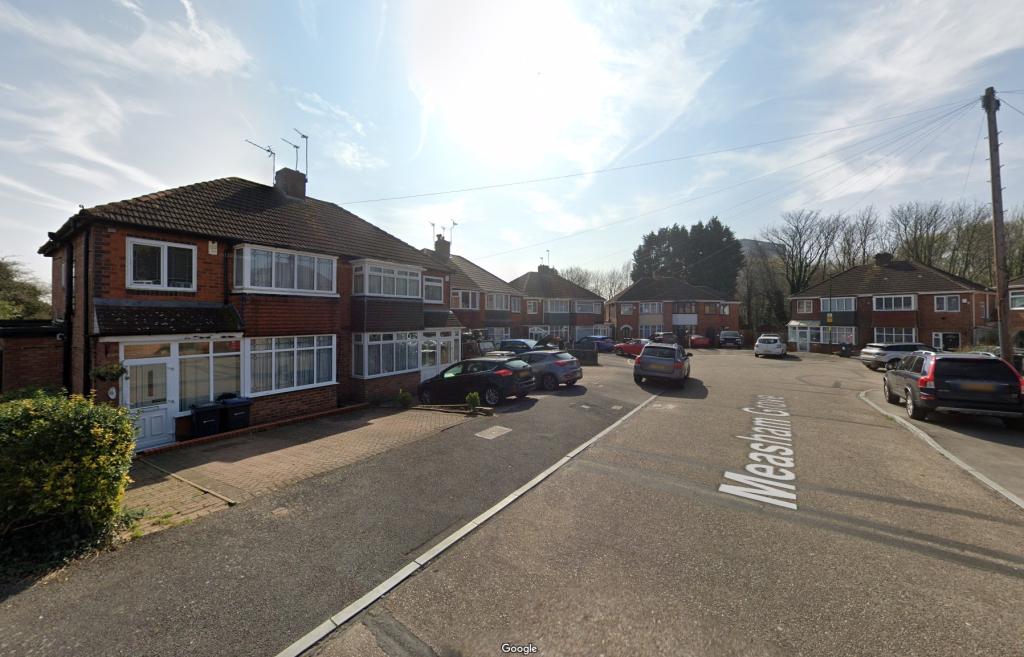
top-left (233, 294), bottom-right (344, 336)
top-left (0, 335), bottom-right (64, 393)
top-left (352, 371), bottom-right (420, 403)
top-left (91, 224), bottom-right (227, 302)
top-left (249, 384), bottom-right (339, 425)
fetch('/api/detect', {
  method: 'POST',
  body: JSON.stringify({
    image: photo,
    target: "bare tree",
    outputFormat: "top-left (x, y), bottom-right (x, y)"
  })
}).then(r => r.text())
top-left (762, 210), bottom-right (836, 294)
top-left (559, 266), bottom-right (596, 293)
top-left (887, 201), bottom-right (950, 266)
top-left (559, 261), bottom-right (632, 299)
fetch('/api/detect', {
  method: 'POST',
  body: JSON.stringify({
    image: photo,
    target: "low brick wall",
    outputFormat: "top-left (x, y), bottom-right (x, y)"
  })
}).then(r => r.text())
top-left (352, 371), bottom-right (421, 403)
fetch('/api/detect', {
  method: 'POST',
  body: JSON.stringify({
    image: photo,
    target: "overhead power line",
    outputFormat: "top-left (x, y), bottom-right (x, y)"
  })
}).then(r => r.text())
top-left (474, 100), bottom-right (976, 261)
top-left (961, 115), bottom-right (985, 198)
top-left (340, 98), bottom-right (975, 205)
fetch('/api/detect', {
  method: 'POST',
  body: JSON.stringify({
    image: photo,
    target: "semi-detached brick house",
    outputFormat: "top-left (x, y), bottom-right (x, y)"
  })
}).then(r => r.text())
top-left (422, 235), bottom-right (525, 341)
top-left (508, 264), bottom-right (607, 341)
top-left (35, 168), bottom-right (463, 451)
top-left (787, 253), bottom-right (996, 353)
top-left (1010, 275), bottom-right (1024, 347)
top-left (605, 277), bottom-right (739, 341)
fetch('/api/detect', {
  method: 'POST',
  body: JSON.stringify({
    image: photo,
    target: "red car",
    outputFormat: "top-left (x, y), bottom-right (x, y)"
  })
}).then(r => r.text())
top-left (688, 335), bottom-right (712, 348)
top-left (613, 338), bottom-right (650, 356)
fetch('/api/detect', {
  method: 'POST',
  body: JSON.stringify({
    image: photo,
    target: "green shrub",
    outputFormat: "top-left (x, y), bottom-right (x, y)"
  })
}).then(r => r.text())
top-left (0, 392), bottom-right (136, 569)
top-left (0, 384), bottom-right (64, 403)
top-left (465, 391), bottom-right (480, 411)
top-left (396, 388), bottom-right (413, 408)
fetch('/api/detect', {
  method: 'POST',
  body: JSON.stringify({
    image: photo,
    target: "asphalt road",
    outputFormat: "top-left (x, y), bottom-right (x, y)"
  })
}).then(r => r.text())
top-left (0, 358), bottom-right (648, 657)
top-left (312, 350), bottom-right (1024, 657)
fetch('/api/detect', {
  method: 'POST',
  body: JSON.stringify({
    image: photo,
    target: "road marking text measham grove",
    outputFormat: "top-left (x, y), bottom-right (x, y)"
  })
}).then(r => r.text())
top-left (718, 395), bottom-right (798, 510)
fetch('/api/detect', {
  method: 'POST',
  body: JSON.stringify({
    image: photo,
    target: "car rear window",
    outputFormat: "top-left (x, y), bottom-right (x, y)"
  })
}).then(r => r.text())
top-left (554, 352), bottom-right (574, 360)
top-left (935, 359), bottom-right (1018, 381)
top-left (758, 338), bottom-right (778, 344)
top-left (504, 359), bottom-right (529, 369)
top-left (642, 346), bottom-right (677, 359)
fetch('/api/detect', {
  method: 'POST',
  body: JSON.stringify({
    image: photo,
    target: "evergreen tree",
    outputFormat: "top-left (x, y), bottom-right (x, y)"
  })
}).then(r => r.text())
top-left (629, 217), bottom-right (744, 296)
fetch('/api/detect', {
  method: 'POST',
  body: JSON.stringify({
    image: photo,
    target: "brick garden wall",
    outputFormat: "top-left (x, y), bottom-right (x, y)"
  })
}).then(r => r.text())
top-left (0, 335), bottom-right (64, 393)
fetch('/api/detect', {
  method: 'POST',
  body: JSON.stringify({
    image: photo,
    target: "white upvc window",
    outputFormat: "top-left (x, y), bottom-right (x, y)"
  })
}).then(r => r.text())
top-left (526, 300), bottom-right (539, 314)
top-left (248, 335), bottom-right (335, 396)
top-left (423, 276), bottom-right (444, 304)
top-left (818, 326), bottom-right (856, 344)
top-left (590, 325), bottom-right (611, 337)
top-left (352, 261), bottom-right (421, 298)
top-left (575, 301), bottom-right (600, 314)
top-left (796, 299), bottom-right (813, 314)
top-left (234, 245), bottom-right (336, 296)
top-left (821, 297), bottom-right (855, 312)
top-left (639, 302), bottom-right (662, 314)
top-left (178, 339), bottom-right (242, 412)
top-left (548, 325), bottom-right (571, 340)
top-left (485, 293), bottom-right (510, 311)
top-left (545, 299), bottom-right (570, 313)
top-left (352, 332), bottom-right (420, 379)
top-left (640, 324), bottom-right (663, 338)
top-left (873, 295), bottom-right (915, 311)
top-left (484, 327), bottom-right (511, 341)
top-left (511, 297), bottom-right (521, 313)
top-left (874, 327), bottom-right (917, 343)
top-left (528, 325), bottom-right (548, 340)
top-left (1011, 291), bottom-right (1024, 310)
top-left (127, 237), bottom-right (197, 292)
top-left (451, 289), bottom-right (480, 309)
top-left (933, 295), bottom-right (961, 312)
top-left (621, 303), bottom-right (634, 315)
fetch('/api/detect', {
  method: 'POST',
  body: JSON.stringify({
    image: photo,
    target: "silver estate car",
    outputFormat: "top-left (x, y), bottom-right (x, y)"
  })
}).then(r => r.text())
top-left (633, 342), bottom-right (691, 386)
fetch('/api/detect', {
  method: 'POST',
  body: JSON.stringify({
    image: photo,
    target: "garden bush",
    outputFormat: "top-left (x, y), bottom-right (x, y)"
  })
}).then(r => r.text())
top-left (465, 391), bottom-right (480, 411)
top-left (0, 392), bottom-right (136, 568)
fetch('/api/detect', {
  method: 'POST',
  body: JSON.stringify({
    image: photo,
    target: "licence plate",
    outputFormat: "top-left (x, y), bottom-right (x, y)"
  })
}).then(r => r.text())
top-left (649, 363), bottom-right (670, 371)
top-left (959, 381), bottom-right (997, 392)
top-left (518, 371), bottom-right (530, 378)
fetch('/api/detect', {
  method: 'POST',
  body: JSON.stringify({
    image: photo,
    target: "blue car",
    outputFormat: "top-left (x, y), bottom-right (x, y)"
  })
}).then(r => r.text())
top-left (575, 335), bottom-right (615, 352)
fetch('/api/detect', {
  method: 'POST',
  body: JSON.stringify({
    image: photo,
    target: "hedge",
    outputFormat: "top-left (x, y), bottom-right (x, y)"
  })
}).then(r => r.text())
top-left (0, 392), bottom-right (136, 564)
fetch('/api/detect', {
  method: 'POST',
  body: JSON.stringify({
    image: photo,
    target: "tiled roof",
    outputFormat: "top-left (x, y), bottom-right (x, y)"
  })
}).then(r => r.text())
top-left (508, 266), bottom-right (603, 300)
top-left (449, 255), bottom-right (523, 295)
top-left (608, 277), bottom-right (733, 302)
top-left (93, 299), bottom-right (242, 336)
top-left (792, 260), bottom-right (988, 297)
top-left (40, 176), bottom-right (442, 270)
top-left (421, 249), bottom-right (476, 290)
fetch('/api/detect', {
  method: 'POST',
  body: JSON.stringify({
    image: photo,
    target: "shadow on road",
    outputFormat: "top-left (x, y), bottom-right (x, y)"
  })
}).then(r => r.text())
top-left (494, 397), bottom-right (540, 414)
top-left (529, 384), bottom-right (588, 398)
top-left (918, 412), bottom-right (1023, 448)
top-left (637, 377), bottom-right (709, 400)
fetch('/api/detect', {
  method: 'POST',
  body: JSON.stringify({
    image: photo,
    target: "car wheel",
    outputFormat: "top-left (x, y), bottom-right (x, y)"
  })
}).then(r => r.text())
top-left (883, 379), bottom-right (900, 405)
top-left (542, 373), bottom-right (559, 391)
top-left (905, 389), bottom-right (927, 420)
top-left (885, 359), bottom-right (900, 370)
top-left (633, 374), bottom-right (643, 384)
top-left (483, 386), bottom-right (502, 407)
top-left (614, 348), bottom-right (624, 356)
top-left (418, 389), bottom-right (432, 405)
top-left (754, 353), bottom-right (760, 358)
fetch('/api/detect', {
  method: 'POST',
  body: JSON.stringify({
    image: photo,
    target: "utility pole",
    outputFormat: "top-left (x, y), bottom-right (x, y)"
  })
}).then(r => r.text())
top-left (982, 87), bottom-right (1011, 362)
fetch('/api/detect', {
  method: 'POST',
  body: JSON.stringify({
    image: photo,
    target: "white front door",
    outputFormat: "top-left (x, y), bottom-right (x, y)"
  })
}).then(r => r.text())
top-left (124, 359), bottom-right (176, 451)
top-left (796, 328), bottom-right (810, 352)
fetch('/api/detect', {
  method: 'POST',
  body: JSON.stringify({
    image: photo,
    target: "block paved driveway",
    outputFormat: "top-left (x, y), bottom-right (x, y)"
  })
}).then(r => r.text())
top-left (126, 408), bottom-right (469, 534)
top-left (0, 356), bottom-right (647, 657)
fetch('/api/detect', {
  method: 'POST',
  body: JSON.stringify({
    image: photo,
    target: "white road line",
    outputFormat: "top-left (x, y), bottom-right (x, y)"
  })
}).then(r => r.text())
top-left (858, 389), bottom-right (1024, 512)
top-left (475, 425), bottom-right (512, 440)
top-left (580, 404), bottom-right (591, 409)
top-left (272, 392), bottom-right (661, 657)
top-left (611, 405), bottom-right (623, 410)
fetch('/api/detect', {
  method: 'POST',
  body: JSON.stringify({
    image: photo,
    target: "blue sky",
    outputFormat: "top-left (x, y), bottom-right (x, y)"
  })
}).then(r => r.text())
top-left (2, 0), bottom-right (1024, 284)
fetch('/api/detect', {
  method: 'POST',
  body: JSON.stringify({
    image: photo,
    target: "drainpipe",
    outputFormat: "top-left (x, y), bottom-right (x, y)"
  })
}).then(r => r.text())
top-left (61, 237), bottom-right (74, 391)
top-left (81, 225), bottom-right (92, 395)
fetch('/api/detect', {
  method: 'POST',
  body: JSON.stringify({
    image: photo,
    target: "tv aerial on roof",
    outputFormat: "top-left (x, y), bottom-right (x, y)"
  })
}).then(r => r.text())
top-left (293, 128), bottom-right (309, 175)
top-left (281, 138), bottom-right (301, 170)
top-left (245, 140), bottom-right (275, 181)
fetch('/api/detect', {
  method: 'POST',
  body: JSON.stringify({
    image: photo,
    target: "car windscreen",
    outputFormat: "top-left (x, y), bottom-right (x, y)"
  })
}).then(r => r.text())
top-left (642, 346), bottom-right (677, 359)
top-left (720, 331), bottom-right (740, 337)
top-left (935, 359), bottom-right (1017, 381)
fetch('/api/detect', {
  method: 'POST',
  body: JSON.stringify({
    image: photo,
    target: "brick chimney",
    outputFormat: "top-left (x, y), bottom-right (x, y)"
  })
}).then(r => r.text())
top-left (874, 252), bottom-right (894, 266)
top-left (538, 264), bottom-right (551, 274)
top-left (275, 167), bottom-right (306, 198)
top-left (434, 234), bottom-right (450, 260)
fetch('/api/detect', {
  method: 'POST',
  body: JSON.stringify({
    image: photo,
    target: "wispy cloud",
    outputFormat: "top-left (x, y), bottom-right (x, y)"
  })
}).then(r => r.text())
top-left (294, 91), bottom-right (367, 136)
top-left (0, 0), bottom-right (250, 77)
top-left (0, 173), bottom-right (77, 211)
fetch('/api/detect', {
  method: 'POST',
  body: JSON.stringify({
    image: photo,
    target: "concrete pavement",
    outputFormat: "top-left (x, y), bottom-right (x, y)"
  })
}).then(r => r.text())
top-left (312, 351), bottom-right (1024, 657)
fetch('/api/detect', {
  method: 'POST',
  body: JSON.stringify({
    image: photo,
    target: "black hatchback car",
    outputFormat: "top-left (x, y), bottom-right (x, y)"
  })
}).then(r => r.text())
top-left (417, 356), bottom-right (535, 406)
top-left (882, 352), bottom-right (1024, 428)
top-left (718, 330), bottom-right (743, 348)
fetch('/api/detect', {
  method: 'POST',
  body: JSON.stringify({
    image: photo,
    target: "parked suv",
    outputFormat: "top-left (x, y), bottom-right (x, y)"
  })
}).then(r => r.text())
top-left (859, 342), bottom-right (932, 370)
top-left (882, 352), bottom-right (1024, 427)
top-left (633, 343), bottom-right (691, 386)
top-left (718, 330), bottom-right (743, 348)
top-left (418, 356), bottom-right (535, 406)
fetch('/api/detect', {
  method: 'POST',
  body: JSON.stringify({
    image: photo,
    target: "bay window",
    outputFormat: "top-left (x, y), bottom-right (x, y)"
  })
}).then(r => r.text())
top-left (545, 299), bottom-right (570, 313)
top-left (575, 301), bottom-right (600, 314)
top-left (127, 237), bottom-right (196, 291)
top-left (353, 332), bottom-right (420, 378)
top-left (874, 327), bottom-right (916, 342)
top-left (249, 335), bottom-right (335, 395)
top-left (352, 262), bottom-right (421, 298)
top-left (178, 340), bottom-right (241, 412)
top-left (486, 293), bottom-right (510, 310)
top-left (234, 245), bottom-right (335, 295)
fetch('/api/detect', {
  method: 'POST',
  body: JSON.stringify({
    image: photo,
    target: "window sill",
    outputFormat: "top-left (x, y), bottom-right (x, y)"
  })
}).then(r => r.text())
top-left (127, 284), bottom-right (197, 293)
top-left (351, 368), bottom-right (420, 380)
top-left (352, 293), bottom-right (422, 301)
top-left (424, 299), bottom-right (446, 305)
top-left (232, 288), bottom-right (339, 298)
top-left (248, 380), bottom-right (338, 398)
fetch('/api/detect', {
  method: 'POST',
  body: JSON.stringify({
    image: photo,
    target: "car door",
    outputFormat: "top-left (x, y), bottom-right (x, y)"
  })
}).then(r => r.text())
top-left (434, 363), bottom-right (465, 402)
top-left (903, 355), bottom-right (924, 396)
